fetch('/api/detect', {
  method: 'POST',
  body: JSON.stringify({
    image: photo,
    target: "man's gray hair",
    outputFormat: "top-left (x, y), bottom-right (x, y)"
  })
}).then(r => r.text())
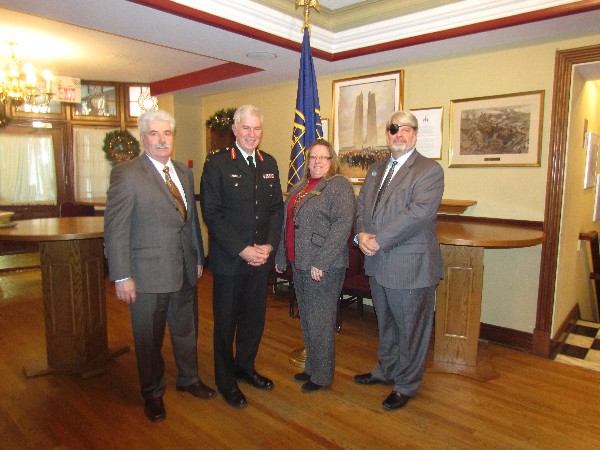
top-left (233, 105), bottom-right (263, 126)
top-left (387, 110), bottom-right (418, 131)
top-left (138, 110), bottom-right (176, 135)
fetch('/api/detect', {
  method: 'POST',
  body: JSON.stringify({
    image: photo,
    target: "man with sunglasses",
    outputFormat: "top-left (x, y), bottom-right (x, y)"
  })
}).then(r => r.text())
top-left (353, 110), bottom-right (444, 411)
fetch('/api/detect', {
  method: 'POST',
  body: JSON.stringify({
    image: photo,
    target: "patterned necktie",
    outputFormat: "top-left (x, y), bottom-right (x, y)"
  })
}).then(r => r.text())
top-left (373, 160), bottom-right (397, 215)
top-left (162, 166), bottom-right (187, 222)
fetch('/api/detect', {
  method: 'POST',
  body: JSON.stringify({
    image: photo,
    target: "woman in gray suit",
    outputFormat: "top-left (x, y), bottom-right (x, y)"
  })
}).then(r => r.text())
top-left (275, 139), bottom-right (355, 392)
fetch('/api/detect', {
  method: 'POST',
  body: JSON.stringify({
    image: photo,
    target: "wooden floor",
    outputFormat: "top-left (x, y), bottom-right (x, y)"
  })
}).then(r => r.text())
top-left (1, 268), bottom-right (600, 449)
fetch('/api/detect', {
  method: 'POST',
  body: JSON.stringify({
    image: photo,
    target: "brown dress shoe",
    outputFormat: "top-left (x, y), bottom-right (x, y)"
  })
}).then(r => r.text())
top-left (176, 380), bottom-right (216, 399)
top-left (382, 390), bottom-right (411, 410)
top-left (144, 397), bottom-right (166, 422)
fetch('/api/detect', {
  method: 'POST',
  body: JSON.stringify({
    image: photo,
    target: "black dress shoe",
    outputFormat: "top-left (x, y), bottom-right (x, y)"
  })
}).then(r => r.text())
top-left (354, 372), bottom-right (384, 385)
top-left (176, 380), bottom-right (216, 399)
top-left (218, 385), bottom-right (247, 408)
top-left (382, 390), bottom-right (411, 410)
top-left (144, 397), bottom-right (166, 422)
top-left (235, 369), bottom-right (274, 390)
top-left (301, 380), bottom-right (322, 393)
top-left (293, 372), bottom-right (310, 382)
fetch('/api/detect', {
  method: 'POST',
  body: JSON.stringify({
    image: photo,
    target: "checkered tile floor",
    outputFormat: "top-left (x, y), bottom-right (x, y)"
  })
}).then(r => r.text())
top-left (554, 320), bottom-right (600, 372)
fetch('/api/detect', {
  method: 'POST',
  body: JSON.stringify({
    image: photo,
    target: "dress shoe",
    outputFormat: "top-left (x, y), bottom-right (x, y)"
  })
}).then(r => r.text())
top-left (235, 369), bottom-right (274, 390)
top-left (382, 390), bottom-right (411, 410)
top-left (218, 385), bottom-right (247, 408)
top-left (301, 380), bottom-right (322, 393)
top-left (354, 372), bottom-right (384, 385)
top-left (144, 397), bottom-right (166, 422)
top-left (176, 380), bottom-right (216, 399)
top-left (293, 371), bottom-right (310, 382)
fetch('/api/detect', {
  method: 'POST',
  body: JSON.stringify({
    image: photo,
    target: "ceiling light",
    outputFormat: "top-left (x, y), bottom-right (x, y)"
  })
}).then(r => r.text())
top-left (0, 42), bottom-right (53, 108)
top-left (246, 52), bottom-right (277, 61)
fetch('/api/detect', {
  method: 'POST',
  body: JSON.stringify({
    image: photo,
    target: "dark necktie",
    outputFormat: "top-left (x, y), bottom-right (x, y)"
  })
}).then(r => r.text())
top-left (162, 166), bottom-right (187, 222)
top-left (247, 155), bottom-right (256, 180)
top-left (373, 160), bottom-right (397, 215)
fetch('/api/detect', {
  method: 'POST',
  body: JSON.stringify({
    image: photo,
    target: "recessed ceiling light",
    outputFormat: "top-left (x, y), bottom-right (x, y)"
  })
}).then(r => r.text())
top-left (246, 52), bottom-right (277, 61)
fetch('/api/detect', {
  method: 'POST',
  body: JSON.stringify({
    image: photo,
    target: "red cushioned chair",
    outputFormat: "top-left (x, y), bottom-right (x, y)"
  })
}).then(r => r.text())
top-left (336, 238), bottom-right (371, 332)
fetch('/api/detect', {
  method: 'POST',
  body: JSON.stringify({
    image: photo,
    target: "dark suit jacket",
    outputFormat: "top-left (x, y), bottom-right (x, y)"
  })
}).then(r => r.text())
top-left (104, 153), bottom-right (204, 293)
top-left (356, 150), bottom-right (444, 290)
top-left (275, 175), bottom-right (355, 271)
top-left (200, 147), bottom-right (283, 275)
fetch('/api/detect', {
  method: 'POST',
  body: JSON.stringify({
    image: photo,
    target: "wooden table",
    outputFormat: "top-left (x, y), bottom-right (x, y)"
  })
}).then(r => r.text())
top-left (430, 217), bottom-right (545, 381)
top-left (0, 217), bottom-right (129, 378)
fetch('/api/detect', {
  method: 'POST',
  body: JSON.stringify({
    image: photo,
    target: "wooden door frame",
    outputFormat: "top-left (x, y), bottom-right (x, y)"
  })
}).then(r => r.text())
top-left (534, 44), bottom-right (600, 356)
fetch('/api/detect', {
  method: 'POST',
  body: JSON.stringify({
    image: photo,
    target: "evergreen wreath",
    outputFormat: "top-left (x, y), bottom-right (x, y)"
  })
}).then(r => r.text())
top-left (103, 130), bottom-right (140, 165)
top-left (205, 107), bottom-right (236, 132)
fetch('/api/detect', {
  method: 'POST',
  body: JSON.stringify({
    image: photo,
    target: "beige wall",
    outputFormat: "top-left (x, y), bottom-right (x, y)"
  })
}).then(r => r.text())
top-left (166, 33), bottom-right (600, 334)
top-left (555, 75), bottom-right (600, 325)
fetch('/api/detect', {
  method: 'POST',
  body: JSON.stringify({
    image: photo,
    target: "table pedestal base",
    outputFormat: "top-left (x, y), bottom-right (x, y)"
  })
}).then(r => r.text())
top-left (25, 238), bottom-right (128, 378)
top-left (23, 343), bottom-right (130, 379)
top-left (430, 244), bottom-right (498, 381)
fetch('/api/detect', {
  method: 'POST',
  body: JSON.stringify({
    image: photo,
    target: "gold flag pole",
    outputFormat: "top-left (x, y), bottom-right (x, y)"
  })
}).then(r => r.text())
top-left (289, 0), bottom-right (320, 369)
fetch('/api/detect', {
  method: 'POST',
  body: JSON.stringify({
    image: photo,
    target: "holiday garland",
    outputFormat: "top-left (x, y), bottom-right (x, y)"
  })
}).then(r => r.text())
top-left (205, 107), bottom-right (236, 132)
top-left (103, 130), bottom-right (140, 165)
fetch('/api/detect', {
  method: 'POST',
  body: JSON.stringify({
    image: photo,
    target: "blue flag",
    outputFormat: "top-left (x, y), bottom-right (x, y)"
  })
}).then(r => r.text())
top-left (288, 27), bottom-right (323, 191)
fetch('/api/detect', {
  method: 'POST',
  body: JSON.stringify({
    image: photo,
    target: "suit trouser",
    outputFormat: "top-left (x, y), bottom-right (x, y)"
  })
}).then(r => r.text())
top-left (293, 266), bottom-right (345, 386)
top-left (130, 274), bottom-right (200, 400)
top-left (369, 280), bottom-right (435, 397)
top-left (212, 264), bottom-right (270, 390)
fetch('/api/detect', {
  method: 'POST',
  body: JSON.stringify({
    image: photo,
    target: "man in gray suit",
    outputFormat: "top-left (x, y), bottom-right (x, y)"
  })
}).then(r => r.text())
top-left (354, 110), bottom-right (444, 410)
top-left (104, 110), bottom-right (215, 423)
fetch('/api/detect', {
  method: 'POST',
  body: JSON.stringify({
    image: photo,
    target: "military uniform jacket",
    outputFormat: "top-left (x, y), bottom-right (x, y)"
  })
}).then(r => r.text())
top-left (200, 147), bottom-right (284, 275)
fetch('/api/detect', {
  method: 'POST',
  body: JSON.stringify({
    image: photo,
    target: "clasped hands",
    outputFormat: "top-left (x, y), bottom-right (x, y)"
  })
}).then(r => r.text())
top-left (240, 244), bottom-right (272, 266)
top-left (357, 232), bottom-right (380, 257)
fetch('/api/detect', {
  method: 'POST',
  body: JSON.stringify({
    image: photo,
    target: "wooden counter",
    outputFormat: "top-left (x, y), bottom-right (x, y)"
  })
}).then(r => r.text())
top-left (0, 217), bottom-right (128, 378)
top-left (430, 216), bottom-right (545, 381)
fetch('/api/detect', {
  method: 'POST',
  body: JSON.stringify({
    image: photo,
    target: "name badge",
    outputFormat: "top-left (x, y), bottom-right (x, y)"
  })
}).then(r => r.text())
top-left (263, 173), bottom-right (275, 179)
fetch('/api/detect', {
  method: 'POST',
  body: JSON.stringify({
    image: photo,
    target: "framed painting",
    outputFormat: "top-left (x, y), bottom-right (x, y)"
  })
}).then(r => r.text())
top-left (449, 90), bottom-right (544, 167)
top-left (332, 70), bottom-right (404, 180)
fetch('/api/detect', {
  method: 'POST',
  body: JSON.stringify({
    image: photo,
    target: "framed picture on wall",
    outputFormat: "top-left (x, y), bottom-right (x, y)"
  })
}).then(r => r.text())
top-left (332, 70), bottom-right (404, 180)
top-left (449, 90), bottom-right (544, 167)
top-left (409, 106), bottom-right (443, 160)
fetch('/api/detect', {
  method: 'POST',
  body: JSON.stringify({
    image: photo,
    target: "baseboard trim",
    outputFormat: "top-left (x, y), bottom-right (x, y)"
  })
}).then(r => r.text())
top-left (480, 323), bottom-right (532, 352)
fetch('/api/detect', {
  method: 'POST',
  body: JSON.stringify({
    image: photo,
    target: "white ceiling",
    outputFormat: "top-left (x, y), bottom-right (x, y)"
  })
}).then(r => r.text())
top-left (0, 0), bottom-right (599, 97)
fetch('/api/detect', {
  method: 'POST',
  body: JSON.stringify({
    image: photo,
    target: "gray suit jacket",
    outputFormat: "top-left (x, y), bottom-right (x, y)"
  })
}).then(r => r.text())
top-left (275, 175), bottom-right (355, 271)
top-left (104, 153), bottom-right (204, 293)
top-left (356, 151), bottom-right (444, 289)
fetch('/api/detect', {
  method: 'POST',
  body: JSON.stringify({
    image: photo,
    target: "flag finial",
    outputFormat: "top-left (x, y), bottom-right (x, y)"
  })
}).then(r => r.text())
top-left (295, 0), bottom-right (319, 33)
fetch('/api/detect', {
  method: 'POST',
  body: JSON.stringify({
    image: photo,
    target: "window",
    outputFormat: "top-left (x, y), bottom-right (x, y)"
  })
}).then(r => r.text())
top-left (0, 134), bottom-right (57, 205)
top-left (73, 127), bottom-right (140, 202)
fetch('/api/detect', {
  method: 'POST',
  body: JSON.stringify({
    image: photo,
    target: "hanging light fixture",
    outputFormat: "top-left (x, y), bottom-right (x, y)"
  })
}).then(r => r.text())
top-left (0, 41), bottom-right (53, 108)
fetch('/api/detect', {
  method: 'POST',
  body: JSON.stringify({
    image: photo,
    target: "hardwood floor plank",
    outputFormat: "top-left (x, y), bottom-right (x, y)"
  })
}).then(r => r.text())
top-left (1, 269), bottom-right (599, 449)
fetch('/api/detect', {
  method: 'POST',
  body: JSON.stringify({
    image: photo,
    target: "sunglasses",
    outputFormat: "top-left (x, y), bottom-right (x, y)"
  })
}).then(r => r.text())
top-left (387, 123), bottom-right (414, 135)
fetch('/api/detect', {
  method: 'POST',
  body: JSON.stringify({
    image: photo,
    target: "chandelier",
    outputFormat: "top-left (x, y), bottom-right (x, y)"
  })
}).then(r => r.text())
top-left (0, 42), bottom-right (53, 108)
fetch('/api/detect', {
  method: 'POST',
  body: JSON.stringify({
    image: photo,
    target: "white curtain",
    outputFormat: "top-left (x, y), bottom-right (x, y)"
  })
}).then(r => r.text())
top-left (73, 127), bottom-right (140, 201)
top-left (0, 134), bottom-right (57, 205)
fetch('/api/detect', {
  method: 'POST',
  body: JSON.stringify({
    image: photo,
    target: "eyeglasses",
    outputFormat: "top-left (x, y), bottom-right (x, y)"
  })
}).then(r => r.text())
top-left (387, 123), bottom-right (414, 135)
top-left (309, 155), bottom-right (332, 161)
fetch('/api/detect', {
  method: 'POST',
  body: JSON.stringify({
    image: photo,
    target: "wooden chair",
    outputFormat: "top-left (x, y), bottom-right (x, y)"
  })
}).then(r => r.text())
top-left (337, 238), bottom-right (371, 332)
top-left (269, 266), bottom-right (297, 317)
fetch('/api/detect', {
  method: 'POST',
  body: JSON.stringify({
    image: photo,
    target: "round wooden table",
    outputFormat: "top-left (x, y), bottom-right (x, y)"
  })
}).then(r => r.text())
top-left (431, 217), bottom-right (545, 381)
top-left (0, 217), bottom-right (129, 378)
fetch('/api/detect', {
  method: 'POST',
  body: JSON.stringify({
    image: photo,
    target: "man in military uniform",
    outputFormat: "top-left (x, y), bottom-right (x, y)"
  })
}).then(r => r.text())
top-left (200, 104), bottom-right (284, 408)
